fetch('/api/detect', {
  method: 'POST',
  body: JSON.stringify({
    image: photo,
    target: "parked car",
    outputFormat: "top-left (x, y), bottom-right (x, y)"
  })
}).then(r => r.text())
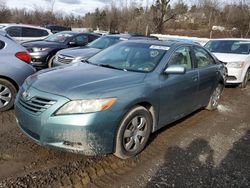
top-left (53, 34), bottom-right (158, 67)
top-left (15, 40), bottom-right (225, 159)
top-left (22, 31), bottom-right (100, 70)
top-left (0, 31), bottom-right (35, 111)
top-left (205, 38), bottom-right (250, 88)
top-left (44, 24), bottom-right (71, 34)
top-left (0, 23), bottom-right (52, 43)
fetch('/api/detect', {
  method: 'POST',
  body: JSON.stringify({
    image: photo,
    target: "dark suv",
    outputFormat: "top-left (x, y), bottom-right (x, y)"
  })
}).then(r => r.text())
top-left (22, 31), bottom-right (99, 70)
top-left (44, 25), bottom-right (71, 34)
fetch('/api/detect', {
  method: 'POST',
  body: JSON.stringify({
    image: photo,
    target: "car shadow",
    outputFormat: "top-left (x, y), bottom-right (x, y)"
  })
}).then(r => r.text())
top-left (146, 130), bottom-right (250, 187)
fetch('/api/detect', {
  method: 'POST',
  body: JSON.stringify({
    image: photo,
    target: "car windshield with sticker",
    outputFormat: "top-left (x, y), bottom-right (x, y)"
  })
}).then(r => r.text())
top-left (88, 42), bottom-right (169, 73)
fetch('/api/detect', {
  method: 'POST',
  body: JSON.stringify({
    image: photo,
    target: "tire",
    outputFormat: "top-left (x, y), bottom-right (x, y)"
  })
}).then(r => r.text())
top-left (239, 69), bottom-right (250, 88)
top-left (0, 79), bottom-right (17, 112)
top-left (48, 55), bottom-right (55, 68)
top-left (114, 106), bottom-right (152, 159)
top-left (206, 84), bottom-right (223, 111)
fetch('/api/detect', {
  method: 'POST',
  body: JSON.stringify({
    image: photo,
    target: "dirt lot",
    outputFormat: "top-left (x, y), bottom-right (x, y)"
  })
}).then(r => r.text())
top-left (0, 84), bottom-right (249, 188)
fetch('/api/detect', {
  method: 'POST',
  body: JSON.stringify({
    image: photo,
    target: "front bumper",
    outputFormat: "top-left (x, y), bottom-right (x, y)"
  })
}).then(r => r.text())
top-left (15, 87), bottom-right (122, 155)
top-left (225, 67), bottom-right (244, 84)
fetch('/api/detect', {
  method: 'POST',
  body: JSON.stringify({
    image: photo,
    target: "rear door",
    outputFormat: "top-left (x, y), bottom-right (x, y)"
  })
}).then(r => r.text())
top-left (193, 46), bottom-right (219, 107)
top-left (159, 45), bottom-right (199, 127)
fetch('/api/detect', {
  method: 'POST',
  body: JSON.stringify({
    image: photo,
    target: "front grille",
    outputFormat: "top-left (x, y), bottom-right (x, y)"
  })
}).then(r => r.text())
top-left (19, 97), bottom-right (56, 115)
top-left (57, 55), bottom-right (74, 64)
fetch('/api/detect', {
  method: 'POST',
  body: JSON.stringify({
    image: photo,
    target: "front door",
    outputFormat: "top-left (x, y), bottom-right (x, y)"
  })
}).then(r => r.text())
top-left (158, 46), bottom-right (199, 127)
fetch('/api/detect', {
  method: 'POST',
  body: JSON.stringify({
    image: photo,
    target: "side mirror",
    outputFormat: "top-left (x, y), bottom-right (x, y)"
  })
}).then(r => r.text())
top-left (164, 65), bottom-right (186, 75)
top-left (68, 41), bottom-right (76, 46)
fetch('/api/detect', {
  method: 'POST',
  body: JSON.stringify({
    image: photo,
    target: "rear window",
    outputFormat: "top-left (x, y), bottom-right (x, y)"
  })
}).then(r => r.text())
top-left (6, 26), bottom-right (22, 37)
top-left (0, 40), bottom-right (5, 49)
top-left (205, 40), bottom-right (250, 55)
top-left (22, 27), bottom-right (49, 37)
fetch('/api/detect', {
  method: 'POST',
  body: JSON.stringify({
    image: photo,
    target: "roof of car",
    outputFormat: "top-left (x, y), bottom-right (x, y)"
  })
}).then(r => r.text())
top-left (0, 23), bottom-right (51, 31)
top-left (120, 39), bottom-right (183, 47)
top-left (102, 34), bottom-right (157, 40)
top-left (209, 38), bottom-right (250, 41)
top-left (58, 31), bottom-right (99, 36)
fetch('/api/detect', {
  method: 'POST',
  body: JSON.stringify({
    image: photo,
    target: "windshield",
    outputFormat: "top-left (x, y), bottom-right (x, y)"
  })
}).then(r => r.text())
top-left (88, 42), bottom-right (168, 73)
top-left (45, 32), bottom-right (74, 43)
top-left (87, 36), bottom-right (121, 49)
top-left (205, 40), bottom-right (250, 55)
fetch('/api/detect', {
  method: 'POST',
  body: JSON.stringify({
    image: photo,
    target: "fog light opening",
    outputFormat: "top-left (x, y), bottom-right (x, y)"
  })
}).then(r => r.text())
top-left (63, 141), bottom-right (83, 147)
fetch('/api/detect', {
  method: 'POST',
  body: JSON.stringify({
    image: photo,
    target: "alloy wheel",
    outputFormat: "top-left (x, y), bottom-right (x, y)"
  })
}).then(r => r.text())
top-left (0, 84), bottom-right (12, 108)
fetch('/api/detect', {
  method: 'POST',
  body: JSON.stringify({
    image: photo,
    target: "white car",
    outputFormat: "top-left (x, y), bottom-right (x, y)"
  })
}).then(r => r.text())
top-left (205, 38), bottom-right (250, 88)
top-left (0, 23), bottom-right (52, 43)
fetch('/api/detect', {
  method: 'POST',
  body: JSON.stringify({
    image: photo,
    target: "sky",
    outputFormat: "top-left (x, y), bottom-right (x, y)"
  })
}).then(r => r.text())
top-left (5, 0), bottom-right (155, 16)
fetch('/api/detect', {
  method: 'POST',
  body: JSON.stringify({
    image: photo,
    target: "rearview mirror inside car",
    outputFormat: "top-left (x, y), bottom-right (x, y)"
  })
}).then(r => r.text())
top-left (164, 65), bottom-right (186, 75)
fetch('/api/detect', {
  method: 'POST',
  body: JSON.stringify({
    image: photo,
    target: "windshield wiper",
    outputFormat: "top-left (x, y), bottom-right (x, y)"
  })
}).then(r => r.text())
top-left (98, 64), bottom-right (126, 71)
top-left (82, 59), bottom-right (91, 64)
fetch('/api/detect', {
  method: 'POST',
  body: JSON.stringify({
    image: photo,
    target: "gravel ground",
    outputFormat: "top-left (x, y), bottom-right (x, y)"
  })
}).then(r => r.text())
top-left (0, 84), bottom-right (249, 187)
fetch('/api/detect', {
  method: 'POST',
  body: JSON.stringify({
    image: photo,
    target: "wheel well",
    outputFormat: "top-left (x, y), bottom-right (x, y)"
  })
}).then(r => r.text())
top-left (0, 76), bottom-right (19, 91)
top-left (136, 102), bottom-right (157, 133)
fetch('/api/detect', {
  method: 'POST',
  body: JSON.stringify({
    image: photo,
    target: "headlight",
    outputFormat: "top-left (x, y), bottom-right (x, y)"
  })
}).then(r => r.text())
top-left (227, 61), bottom-right (245, 68)
top-left (72, 56), bottom-right (87, 63)
top-left (32, 47), bottom-right (50, 52)
top-left (56, 98), bottom-right (116, 115)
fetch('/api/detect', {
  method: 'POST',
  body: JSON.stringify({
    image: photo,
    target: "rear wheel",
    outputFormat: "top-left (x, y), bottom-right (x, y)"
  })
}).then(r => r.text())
top-left (114, 106), bottom-right (152, 159)
top-left (206, 84), bottom-right (223, 111)
top-left (239, 69), bottom-right (250, 88)
top-left (0, 79), bottom-right (17, 112)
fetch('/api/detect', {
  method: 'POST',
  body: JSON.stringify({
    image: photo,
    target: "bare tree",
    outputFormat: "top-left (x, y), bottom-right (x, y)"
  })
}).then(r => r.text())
top-left (151, 0), bottom-right (175, 33)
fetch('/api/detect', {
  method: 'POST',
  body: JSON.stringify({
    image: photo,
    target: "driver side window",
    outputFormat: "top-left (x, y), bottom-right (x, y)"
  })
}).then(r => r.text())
top-left (168, 46), bottom-right (192, 70)
top-left (73, 35), bottom-right (88, 46)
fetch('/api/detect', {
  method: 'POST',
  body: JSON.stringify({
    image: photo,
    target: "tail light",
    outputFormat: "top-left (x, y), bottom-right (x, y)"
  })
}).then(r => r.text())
top-left (15, 52), bottom-right (31, 64)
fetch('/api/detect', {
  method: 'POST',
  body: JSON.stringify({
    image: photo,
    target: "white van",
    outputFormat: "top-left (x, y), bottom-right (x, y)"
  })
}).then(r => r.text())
top-left (0, 23), bottom-right (52, 43)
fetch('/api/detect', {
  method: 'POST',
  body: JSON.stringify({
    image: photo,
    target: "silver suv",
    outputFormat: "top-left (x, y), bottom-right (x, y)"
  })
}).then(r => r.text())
top-left (0, 24), bottom-right (52, 43)
top-left (0, 31), bottom-right (36, 111)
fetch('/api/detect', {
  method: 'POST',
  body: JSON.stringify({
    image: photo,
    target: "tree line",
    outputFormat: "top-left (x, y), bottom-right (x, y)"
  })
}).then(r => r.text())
top-left (0, 0), bottom-right (249, 38)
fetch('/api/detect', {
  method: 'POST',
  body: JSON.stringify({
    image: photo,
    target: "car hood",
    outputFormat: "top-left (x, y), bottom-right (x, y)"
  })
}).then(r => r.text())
top-left (59, 47), bottom-right (101, 58)
top-left (212, 53), bottom-right (248, 62)
top-left (22, 40), bottom-right (67, 49)
top-left (27, 63), bottom-right (146, 99)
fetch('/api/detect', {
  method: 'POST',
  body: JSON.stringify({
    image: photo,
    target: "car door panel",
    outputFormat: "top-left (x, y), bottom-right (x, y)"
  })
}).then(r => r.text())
top-left (158, 69), bottom-right (199, 128)
top-left (158, 46), bottom-right (199, 128)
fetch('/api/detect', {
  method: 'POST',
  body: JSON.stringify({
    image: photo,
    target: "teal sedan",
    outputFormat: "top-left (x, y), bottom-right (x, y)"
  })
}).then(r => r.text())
top-left (15, 40), bottom-right (226, 159)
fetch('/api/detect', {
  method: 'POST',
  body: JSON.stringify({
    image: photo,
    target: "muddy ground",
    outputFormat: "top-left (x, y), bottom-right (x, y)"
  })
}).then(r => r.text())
top-left (0, 84), bottom-right (249, 188)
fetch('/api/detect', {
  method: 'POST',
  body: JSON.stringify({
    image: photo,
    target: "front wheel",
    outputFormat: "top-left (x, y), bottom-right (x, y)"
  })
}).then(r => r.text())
top-left (114, 106), bottom-right (152, 159)
top-left (239, 69), bottom-right (250, 88)
top-left (206, 84), bottom-right (223, 111)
